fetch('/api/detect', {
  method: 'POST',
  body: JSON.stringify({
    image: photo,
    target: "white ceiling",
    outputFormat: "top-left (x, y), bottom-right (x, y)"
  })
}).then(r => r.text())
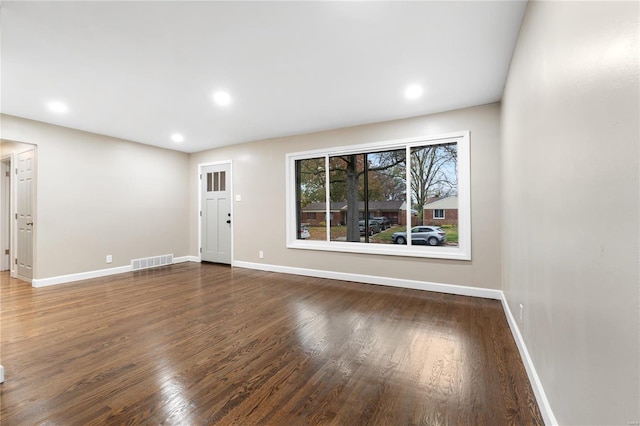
top-left (1, 1), bottom-right (527, 153)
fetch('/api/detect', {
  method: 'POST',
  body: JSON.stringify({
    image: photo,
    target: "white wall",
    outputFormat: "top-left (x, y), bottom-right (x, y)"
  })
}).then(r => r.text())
top-left (1, 115), bottom-right (191, 280)
top-left (190, 103), bottom-right (502, 290)
top-left (501, 1), bottom-right (639, 424)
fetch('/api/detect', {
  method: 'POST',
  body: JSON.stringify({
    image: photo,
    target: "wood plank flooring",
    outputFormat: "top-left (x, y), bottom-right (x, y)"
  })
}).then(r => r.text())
top-left (0, 263), bottom-right (542, 425)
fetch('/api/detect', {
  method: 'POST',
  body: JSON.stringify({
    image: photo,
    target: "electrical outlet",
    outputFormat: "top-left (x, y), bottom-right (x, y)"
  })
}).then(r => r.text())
top-left (106, 255), bottom-right (113, 264)
top-left (259, 251), bottom-right (264, 259)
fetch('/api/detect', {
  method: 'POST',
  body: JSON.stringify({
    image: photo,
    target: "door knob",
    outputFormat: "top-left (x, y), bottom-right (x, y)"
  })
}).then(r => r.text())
top-left (226, 220), bottom-right (231, 224)
top-left (26, 222), bottom-right (33, 226)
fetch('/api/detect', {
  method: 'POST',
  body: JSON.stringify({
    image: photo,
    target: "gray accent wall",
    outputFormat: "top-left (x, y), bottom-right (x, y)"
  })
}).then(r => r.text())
top-left (501, 1), bottom-right (639, 424)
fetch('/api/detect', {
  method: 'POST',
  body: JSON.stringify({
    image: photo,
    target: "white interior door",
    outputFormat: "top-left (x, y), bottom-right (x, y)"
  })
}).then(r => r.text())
top-left (201, 163), bottom-right (232, 264)
top-left (17, 149), bottom-right (34, 280)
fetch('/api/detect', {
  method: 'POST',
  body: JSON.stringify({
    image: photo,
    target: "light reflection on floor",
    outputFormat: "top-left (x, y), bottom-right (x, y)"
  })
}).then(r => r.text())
top-left (292, 298), bottom-right (471, 394)
top-left (157, 363), bottom-right (198, 424)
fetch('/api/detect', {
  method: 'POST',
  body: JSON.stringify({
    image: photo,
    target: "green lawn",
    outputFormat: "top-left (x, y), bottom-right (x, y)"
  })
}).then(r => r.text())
top-left (370, 226), bottom-right (398, 243)
top-left (307, 226), bottom-right (346, 240)
top-left (440, 225), bottom-right (458, 243)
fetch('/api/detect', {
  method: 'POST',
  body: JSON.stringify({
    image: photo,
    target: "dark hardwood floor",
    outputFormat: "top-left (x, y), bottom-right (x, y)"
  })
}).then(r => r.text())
top-left (0, 263), bottom-right (542, 425)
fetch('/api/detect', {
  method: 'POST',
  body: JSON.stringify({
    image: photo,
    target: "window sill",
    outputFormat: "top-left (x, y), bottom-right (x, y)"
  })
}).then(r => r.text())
top-left (287, 239), bottom-right (471, 261)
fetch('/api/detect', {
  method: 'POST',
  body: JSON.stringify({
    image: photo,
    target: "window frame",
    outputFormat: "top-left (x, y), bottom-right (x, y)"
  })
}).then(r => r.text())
top-left (285, 131), bottom-right (471, 260)
top-left (433, 209), bottom-right (445, 219)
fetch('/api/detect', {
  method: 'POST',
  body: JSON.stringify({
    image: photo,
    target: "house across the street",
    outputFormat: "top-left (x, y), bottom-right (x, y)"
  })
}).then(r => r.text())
top-left (301, 200), bottom-right (413, 226)
top-left (423, 196), bottom-right (458, 226)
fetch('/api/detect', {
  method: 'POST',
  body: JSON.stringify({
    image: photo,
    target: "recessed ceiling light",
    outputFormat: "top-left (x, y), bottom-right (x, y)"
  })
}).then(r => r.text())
top-left (171, 133), bottom-right (185, 143)
top-left (212, 91), bottom-right (232, 107)
top-left (47, 101), bottom-right (68, 113)
top-left (404, 85), bottom-right (423, 100)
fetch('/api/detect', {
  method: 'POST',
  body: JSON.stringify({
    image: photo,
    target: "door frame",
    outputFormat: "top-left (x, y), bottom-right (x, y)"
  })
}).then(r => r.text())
top-left (198, 160), bottom-right (234, 265)
top-left (1, 155), bottom-right (13, 272)
top-left (1, 144), bottom-right (37, 281)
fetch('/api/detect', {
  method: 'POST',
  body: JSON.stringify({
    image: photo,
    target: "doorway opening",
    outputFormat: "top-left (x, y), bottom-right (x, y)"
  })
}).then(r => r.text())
top-left (1, 140), bottom-right (37, 282)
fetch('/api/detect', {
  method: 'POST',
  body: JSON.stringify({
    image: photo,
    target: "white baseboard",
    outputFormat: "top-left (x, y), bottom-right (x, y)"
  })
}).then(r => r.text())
top-left (32, 265), bottom-right (133, 287)
top-left (31, 256), bottom-right (200, 287)
top-left (174, 256), bottom-right (200, 263)
top-left (233, 260), bottom-right (502, 300)
top-left (501, 298), bottom-right (557, 425)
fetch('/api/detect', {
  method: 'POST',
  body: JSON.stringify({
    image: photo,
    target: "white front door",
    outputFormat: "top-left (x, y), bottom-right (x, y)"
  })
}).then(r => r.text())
top-left (17, 149), bottom-right (34, 280)
top-left (201, 163), bottom-right (232, 264)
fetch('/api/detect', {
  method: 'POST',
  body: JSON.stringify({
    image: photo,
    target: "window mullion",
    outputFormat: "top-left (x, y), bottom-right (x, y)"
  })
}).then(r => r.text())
top-left (405, 145), bottom-right (412, 246)
top-left (363, 153), bottom-right (369, 243)
top-left (325, 154), bottom-right (330, 242)
top-left (295, 160), bottom-right (302, 239)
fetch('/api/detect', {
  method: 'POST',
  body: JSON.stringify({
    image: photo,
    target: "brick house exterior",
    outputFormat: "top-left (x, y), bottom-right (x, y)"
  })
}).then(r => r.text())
top-left (423, 196), bottom-right (458, 226)
top-left (300, 202), bottom-right (346, 226)
top-left (301, 200), bottom-right (407, 226)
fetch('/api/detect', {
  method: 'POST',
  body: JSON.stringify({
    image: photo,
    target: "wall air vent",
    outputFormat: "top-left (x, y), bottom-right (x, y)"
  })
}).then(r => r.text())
top-left (131, 254), bottom-right (174, 271)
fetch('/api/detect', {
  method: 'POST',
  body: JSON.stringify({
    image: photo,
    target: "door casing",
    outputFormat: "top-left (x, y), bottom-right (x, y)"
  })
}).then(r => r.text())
top-left (1, 156), bottom-right (11, 272)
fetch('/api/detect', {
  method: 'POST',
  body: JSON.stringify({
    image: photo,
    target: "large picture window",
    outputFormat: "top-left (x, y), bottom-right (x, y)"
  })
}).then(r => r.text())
top-left (287, 131), bottom-right (471, 260)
